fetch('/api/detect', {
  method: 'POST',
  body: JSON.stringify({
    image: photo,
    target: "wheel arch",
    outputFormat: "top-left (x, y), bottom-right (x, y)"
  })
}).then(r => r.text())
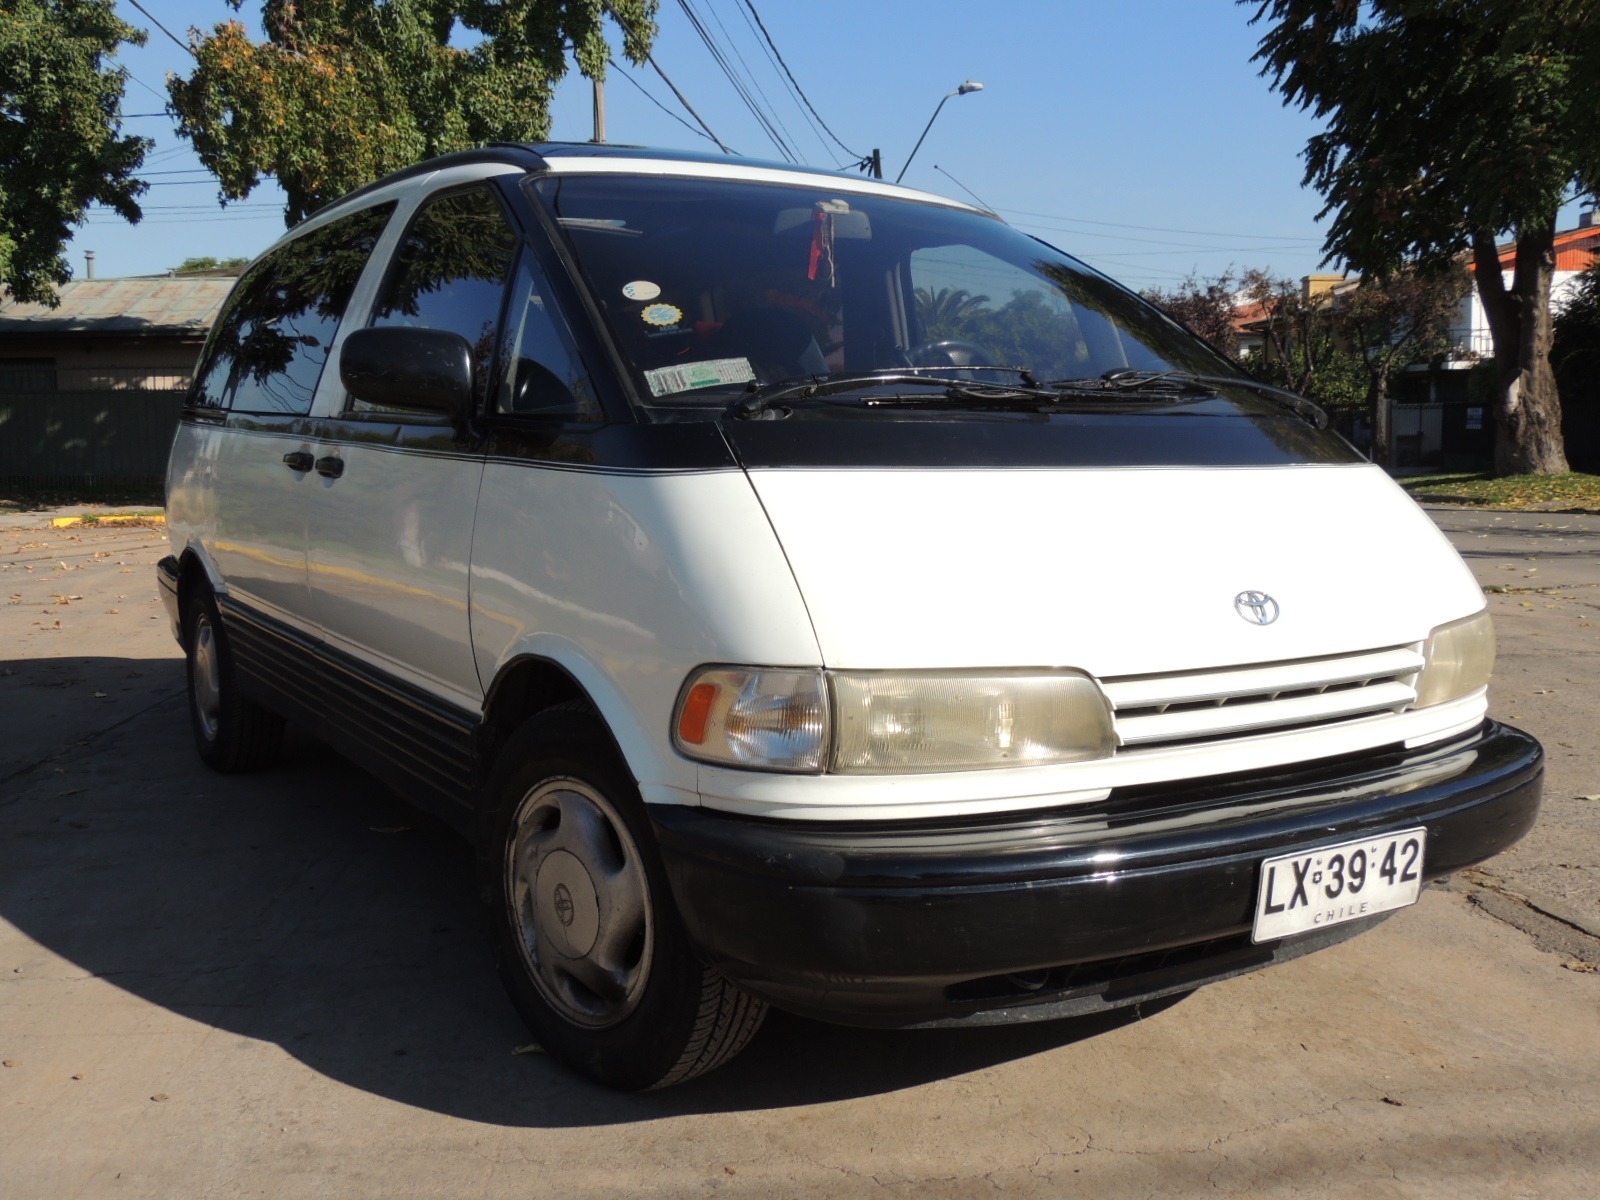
top-left (477, 645), bottom-right (694, 809)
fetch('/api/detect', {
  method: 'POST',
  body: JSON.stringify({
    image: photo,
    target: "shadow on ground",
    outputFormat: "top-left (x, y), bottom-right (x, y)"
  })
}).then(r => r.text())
top-left (0, 654), bottom-right (1179, 1127)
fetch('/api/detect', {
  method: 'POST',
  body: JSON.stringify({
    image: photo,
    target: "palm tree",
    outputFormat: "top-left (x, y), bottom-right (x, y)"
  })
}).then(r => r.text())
top-left (915, 286), bottom-right (991, 339)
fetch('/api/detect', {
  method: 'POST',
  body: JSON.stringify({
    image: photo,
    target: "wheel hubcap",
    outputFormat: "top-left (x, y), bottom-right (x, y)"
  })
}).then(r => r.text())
top-left (192, 614), bottom-right (221, 742)
top-left (506, 778), bottom-right (652, 1027)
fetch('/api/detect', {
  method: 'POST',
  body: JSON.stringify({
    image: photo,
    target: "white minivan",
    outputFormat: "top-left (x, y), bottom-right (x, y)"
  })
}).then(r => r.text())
top-left (159, 143), bottom-right (1542, 1090)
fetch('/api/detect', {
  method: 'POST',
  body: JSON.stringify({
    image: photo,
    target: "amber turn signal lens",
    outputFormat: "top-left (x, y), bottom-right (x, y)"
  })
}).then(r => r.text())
top-left (677, 683), bottom-right (718, 745)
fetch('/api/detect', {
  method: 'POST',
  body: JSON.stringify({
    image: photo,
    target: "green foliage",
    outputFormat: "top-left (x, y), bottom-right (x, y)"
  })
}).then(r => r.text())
top-left (171, 255), bottom-right (251, 273)
top-left (1252, 334), bottom-right (1368, 411)
top-left (168, 0), bottom-right (659, 225)
top-left (0, 0), bottom-right (149, 305)
top-left (914, 287), bottom-right (990, 340)
top-left (1247, 1), bottom-right (1586, 275)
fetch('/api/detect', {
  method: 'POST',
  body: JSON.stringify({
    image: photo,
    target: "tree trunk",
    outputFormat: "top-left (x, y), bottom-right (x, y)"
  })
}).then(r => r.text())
top-left (1368, 365), bottom-right (1392, 468)
top-left (1472, 223), bottom-right (1569, 475)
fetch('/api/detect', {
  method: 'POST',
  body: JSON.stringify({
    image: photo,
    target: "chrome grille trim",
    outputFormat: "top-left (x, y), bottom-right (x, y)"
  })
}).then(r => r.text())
top-left (1104, 646), bottom-right (1424, 749)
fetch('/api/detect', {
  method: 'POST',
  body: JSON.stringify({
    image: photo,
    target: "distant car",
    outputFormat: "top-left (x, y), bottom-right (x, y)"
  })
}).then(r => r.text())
top-left (157, 143), bottom-right (1542, 1090)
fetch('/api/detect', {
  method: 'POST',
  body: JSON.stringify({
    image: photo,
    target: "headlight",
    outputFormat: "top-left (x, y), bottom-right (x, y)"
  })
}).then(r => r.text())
top-left (1414, 609), bottom-right (1496, 708)
top-left (673, 666), bottom-right (1114, 774)
top-left (830, 670), bottom-right (1115, 774)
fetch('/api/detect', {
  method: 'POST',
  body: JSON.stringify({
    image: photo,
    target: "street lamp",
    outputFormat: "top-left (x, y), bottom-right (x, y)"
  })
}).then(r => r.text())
top-left (895, 81), bottom-right (984, 184)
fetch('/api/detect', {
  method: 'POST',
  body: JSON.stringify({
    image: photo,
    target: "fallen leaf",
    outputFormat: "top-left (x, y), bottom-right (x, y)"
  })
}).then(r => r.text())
top-left (1562, 961), bottom-right (1598, 973)
top-left (149, 1093), bottom-right (169, 1102)
top-left (1381, 1096), bottom-right (1404, 1107)
top-left (107, 610), bottom-right (119, 615)
top-left (511, 1042), bottom-right (546, 1056)
top-left (92, 691), bottom-right (106, 698)
top-left (70, 1074), bottom-right (82, 1081)
top-left (1, 1061), bottom-right (13, 1068)
top-left (725, 1167), bottom-right (737, 1175)
top-left (369, 826), bottom-right (412, 834)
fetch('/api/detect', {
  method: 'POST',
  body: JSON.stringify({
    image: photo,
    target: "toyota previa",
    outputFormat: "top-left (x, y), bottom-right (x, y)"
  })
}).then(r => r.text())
top-left (158, 144), bottom-right (1542, 1089)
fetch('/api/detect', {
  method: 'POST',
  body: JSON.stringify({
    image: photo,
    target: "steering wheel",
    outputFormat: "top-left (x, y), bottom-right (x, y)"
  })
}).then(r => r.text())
top-left (906, 339), bottom-right (1000, 370)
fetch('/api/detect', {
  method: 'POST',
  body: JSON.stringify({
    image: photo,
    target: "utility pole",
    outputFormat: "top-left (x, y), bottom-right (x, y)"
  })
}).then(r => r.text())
top-left (593, 76), bottom-right (607, 144)
top-left (870, 149), bottom-right (881, 179)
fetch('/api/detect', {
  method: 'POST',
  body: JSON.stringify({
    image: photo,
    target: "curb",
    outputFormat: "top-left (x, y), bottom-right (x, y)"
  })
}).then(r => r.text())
top-left (49, 513), bottom-right (166, 529)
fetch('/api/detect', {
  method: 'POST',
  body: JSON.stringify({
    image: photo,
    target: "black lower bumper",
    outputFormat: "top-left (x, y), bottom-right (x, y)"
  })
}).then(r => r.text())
top-left (649, 721), bottom-right (1543, 1027)
top-left (156, 555), bottom-right (183, 646)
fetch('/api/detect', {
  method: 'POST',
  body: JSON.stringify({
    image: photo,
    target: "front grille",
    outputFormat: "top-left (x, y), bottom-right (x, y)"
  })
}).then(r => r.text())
top-left (1103, 645), bottom-right (1423, 751)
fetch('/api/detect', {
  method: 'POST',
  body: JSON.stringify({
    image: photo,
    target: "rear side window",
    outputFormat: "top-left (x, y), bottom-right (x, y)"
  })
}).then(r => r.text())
top-left (361, 186), bottom-right (519, 411)
top-left (190, 202), bottom-right (395, 414)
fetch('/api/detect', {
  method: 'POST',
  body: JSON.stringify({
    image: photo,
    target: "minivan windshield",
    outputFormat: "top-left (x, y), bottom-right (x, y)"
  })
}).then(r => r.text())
top-left (533, 173), bottom-right (1244, 409)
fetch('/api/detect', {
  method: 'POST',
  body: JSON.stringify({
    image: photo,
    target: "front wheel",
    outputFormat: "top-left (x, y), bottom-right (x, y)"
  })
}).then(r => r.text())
top-left (483, 708), bottom-right (766, 1090)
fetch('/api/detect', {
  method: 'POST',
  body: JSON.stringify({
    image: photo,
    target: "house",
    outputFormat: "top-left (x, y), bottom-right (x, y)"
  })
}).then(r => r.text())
top-left (0, 270), bottom-right (241, 488)
top-left (0, 269), bottom-right (241, 392)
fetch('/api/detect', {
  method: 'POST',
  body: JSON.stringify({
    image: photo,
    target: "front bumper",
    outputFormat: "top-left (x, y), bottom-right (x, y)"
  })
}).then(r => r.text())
top-left (649, 721), bottom-right (1542, 1027)
top-left (156, 555), bottom-right (182, 646)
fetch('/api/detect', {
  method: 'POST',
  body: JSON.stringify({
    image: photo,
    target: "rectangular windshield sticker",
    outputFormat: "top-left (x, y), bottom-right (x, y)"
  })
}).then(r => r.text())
top-left (644, 357), bottom-right (756, 397)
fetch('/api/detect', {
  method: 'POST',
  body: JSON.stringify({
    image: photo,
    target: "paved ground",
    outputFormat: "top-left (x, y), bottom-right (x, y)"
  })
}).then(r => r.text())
top-left (1, 509), bottom-right (1597, 1199)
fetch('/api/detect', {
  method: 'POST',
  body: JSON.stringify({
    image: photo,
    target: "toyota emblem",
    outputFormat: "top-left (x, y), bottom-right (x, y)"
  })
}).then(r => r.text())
top-left (1234, 590), bottom-right (1280, 625)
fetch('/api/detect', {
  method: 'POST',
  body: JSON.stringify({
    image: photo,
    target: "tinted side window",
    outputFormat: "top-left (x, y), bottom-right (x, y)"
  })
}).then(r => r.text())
top-left (494, 251), bottom-right (600, 420)
top-left (364, 186), bottom-right (519, 410)
top-left (192, 203), bottom-right (395, 414)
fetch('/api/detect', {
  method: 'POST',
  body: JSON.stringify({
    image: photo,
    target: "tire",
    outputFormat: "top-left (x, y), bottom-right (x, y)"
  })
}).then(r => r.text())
top-left (483, 707), bottom-right (766, 1090)
top-left (184, 586), bottom-right (285, 773)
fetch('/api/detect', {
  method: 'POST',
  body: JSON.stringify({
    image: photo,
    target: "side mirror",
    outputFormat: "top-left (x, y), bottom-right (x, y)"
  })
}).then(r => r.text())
top-left (339, 326), bottom-right (473, 419)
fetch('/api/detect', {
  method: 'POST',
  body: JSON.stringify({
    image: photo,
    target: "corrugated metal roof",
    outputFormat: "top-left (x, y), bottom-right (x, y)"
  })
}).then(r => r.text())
top-left (0, 274), bottom-right (238, 337)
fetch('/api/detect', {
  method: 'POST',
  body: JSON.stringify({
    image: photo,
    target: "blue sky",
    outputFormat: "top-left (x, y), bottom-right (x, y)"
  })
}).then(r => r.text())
top-left (69, 1), bottom-right (1578, 290)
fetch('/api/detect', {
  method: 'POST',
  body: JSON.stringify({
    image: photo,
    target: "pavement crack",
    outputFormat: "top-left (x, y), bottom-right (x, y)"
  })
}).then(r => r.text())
top-left (0, 688), bottom-right (184, 794)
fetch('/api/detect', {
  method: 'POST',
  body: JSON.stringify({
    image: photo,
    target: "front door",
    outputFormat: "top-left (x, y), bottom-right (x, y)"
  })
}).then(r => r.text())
top-left (304, 183), bottom-right (521, 714)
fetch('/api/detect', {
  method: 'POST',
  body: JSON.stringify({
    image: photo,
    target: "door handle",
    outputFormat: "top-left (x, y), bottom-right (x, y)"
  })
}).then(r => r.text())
top-left (282, 451), bottom-right (314, 472)
top-left (314, 456), bottom-right (345, 479)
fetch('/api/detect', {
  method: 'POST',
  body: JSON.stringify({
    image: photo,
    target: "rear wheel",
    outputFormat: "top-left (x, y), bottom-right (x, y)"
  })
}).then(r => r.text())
top-left (184, 587), bottom-right (284, 773)
top-left (484, 707), bottom-right (765, 1090)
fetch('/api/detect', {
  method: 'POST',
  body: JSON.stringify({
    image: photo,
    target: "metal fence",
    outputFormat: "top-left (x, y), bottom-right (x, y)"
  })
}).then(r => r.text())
top-left (0, 368), bottom-right (190, 490)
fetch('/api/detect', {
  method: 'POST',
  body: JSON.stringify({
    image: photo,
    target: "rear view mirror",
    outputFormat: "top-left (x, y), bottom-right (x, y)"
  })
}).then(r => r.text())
top-left (340, 326), bottom-right (473, 419)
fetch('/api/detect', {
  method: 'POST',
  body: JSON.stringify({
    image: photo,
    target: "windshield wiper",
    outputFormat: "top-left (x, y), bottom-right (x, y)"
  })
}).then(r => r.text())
top-left (729, 366), bottom-right (1042, 419)
top-left (1068, 369), bottom-right (1330, 429)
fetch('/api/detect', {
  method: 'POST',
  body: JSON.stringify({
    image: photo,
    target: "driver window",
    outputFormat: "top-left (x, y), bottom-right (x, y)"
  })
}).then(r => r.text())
top-left (909, 244), bottom-right (1097, 378)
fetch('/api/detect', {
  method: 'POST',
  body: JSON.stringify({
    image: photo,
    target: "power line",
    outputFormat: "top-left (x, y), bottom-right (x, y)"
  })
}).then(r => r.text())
top-left (702, 0), bottom-right (808, 163)
top-left (603, 2), bottom-right (734, 153)
top-left (998, 207), bottom-right (1321, 243)
top-left (675, 0), bottom-right (796, 161)
top-left (122, 0), bottom-right (195, 57)
top-left (729, 0), bottom-right (837, 165)
top-left (933, 165), bottom-right (994, 213)
top-left (736, 0), bottom-right (859, 161)
top-left (607, 57), bottom-right (718, 145)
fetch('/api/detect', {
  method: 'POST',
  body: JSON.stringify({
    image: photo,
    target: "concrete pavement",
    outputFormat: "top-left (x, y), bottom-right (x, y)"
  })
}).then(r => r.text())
top-left (1, 512), bottom-right (1596, 1199)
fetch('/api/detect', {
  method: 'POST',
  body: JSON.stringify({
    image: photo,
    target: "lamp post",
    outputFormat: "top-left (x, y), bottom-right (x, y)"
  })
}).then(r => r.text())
top-left (895, 81), bottom-right (984, 184)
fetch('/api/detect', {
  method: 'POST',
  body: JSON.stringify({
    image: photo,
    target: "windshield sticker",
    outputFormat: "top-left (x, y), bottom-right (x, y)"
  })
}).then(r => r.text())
top-left (641, 303), bottom-right (684, 327)
top-left (644, 357), bottom-right (756, 397)
top-left (622, 280), bottom-right (662, 301)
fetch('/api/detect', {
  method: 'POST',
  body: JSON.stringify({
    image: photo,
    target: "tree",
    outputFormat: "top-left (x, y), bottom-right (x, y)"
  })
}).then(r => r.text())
top-left (171, 255), bottom-right (251, 273)
top-left (1247, 0), bottom-right (1588, 475)
top-left (914, 286), bottom-right (991, 340)
top-left (1331, 266), bottom-right (1471, 467)
top-left (0, 0), bottom-right (149, 305)
top-left (168, 0), bottom-right (659, 225)
top-left (1140, 271), bottom-right (1241, 359)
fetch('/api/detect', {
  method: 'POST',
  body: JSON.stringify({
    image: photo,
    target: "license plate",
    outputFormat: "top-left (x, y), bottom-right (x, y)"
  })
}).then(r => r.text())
top-left (1252, 828), bottom-right (1427, 943)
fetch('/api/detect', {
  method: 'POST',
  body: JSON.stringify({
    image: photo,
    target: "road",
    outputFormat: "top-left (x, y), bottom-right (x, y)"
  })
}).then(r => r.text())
top-left (1, 508), bottom-right (1596, 1199)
